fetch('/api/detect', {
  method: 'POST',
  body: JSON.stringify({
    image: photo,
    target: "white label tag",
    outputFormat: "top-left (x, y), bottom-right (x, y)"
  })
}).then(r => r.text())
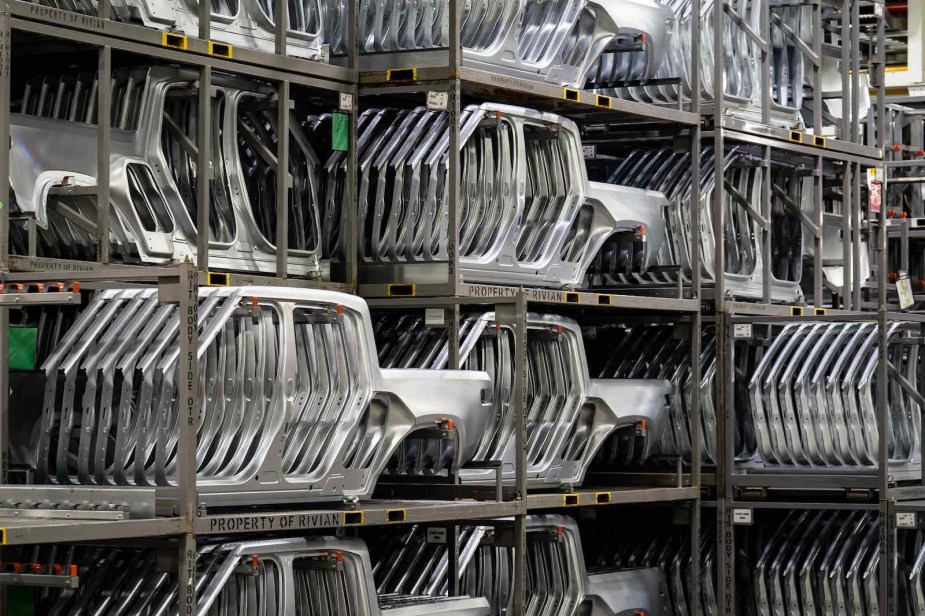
top-left (426, 91), bottom-right (449, 110)
top-left (338, 93), bottom-right (353, 113)
top-left (426, 527), bottom-right (447, 544)
top-left (897, 275), bottom-right (915, 310)
top-left (582, 145), bottom-right (596, 159)
top-left (732, 509), bottom-right (753, 525)
top-left (320, 44), bottom-right (331, 63)
top-left (874, 1), bottom-right (884, 17)
top-left (897, 512), bottom-right (917, 528)
top-left (733, 324), bottom-right (753, 339)
top-left (425, 309), bottom-right (445, 327)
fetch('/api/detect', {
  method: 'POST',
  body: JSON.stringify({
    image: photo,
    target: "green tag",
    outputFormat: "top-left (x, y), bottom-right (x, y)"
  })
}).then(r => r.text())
top-left (332, 113), bottom-right (349, 152)
top-left (9, 325), bottom-right (37, 370)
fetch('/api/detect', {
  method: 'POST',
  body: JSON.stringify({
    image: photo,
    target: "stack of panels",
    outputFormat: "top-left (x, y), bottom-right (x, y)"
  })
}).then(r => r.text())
top-left (749, 322), bottom-right (921, 468)
top-left (743, 512), bottom-right (881, 615)
top-left (23, 537), bottom-right (489, 616)
top-left (374, 312), bottom-right (670, 487)
top-left (592, 320), bottom-right (923, 470)
top-left (599, 147), bottom-right (813, 303)
top-left (14, 287), bottom-right (494, 507)
top-left (333, 0), bottom-right (672, 90)
top-left (353, 104), bottom-right (666, 288)
top-left (9, 67), bottom-right (335, 274)
top-left (373, 515), bottom-right (667, 616)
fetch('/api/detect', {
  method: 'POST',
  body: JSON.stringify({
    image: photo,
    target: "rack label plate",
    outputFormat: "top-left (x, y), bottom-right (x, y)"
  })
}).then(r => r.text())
top-left (427, 527), bottom-right (447, 544)
top-left (733, 324), bottom-right (753, 339)
top-left (425, 308), bottom-right (445, 326)
top-left (732, 508), bottom-right (753, 525)
top-left (338, 93), bottom-right (353, 113)
top-left (897, 512), bottom-right (918, 528)
top-left (426, 91), bottom-right (448, 110)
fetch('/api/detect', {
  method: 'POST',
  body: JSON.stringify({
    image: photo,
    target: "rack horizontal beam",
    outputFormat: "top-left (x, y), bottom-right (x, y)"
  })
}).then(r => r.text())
top-left (10, 3), bottom-right (353, 92)
top-left (359, 55), bottom-right (699, 125)
top-left (526, 487), bottom-right (698, 510)
top-left (719, 117), bottom-right (882, 161)
top-left (363, 282), bottom-right (699, 313)
top-left (0, 517), bottom-right (184, 546)
top-left (195, 500), bottom-right (522, 535)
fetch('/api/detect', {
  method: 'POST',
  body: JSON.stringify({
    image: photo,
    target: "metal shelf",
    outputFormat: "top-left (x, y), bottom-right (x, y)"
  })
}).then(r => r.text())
top-left (195, 500), bottom-right (523, 535)
top-left (359, 57), bottom-right (699, 126)
top-left (718, 117), bottom-right (884, 164)
top-left (10, 0), bottom-right (354, 91)
top-left (0, 516), bottom-right (184, 546)
top-left (364, 283), bottom-right (700, 313)
top-left (526, 487), bottom-right (698, 510)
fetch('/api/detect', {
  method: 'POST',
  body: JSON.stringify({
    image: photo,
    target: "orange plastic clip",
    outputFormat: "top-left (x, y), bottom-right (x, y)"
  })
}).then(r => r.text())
top-left (72, 281), bottom-right (80, 293)
top-left (337, 304), bottom-right (343, 315)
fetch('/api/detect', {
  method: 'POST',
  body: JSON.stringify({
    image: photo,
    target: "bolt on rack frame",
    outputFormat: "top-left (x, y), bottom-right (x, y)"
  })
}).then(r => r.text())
top-left (355, 1), bottom-right (708, 613)
top-left (364, 291), bottom-right (703, 615)
top-left (707, 0), bottom-right (885, 309)
top-left (0, 0), bottom-right (360, 284)
top-left (703, 1), bottom-right (908, 615)
top-left (0, 4), bottom-right (535, 616)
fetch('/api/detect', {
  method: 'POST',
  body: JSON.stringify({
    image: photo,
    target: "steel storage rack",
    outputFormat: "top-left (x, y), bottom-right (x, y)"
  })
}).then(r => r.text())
top-left (351, 1), bottom-right (707, 614)
top-left (0, 3), bottom-right (539, 616)
top-left (701, 1), bottom-right (925, 615)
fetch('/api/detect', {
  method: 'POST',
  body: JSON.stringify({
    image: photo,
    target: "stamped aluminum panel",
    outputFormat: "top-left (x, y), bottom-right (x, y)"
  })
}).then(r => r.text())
top-left (354, 103), bottom-right (667, 288)
top-left (596, 323), bottom-right (758, 466)
top-left (32, 537), bottom-right (489, 616)
top-left (750, 511), bottom-right (880, 616)
top-left (30, 286), bottom-right (492, 507)
top-left (593, 0), bottom-right (806, 130)
top-left (747, 321), bottom-right (922, 469)
top-left (10, 67), bottom-right (326, 276)
top-left (374, 515), bottom-right (666, 616)
top-left (374, 312), bottom-right (669, 488)
top-left (333, 0), bottom-right (671, 89)
top-left (601, 146), bottom-right (828, 303)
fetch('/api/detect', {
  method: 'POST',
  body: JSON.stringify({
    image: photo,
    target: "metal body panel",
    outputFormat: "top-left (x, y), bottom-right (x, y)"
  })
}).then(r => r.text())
top-left (25, 286), bottom-right (492, 507)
